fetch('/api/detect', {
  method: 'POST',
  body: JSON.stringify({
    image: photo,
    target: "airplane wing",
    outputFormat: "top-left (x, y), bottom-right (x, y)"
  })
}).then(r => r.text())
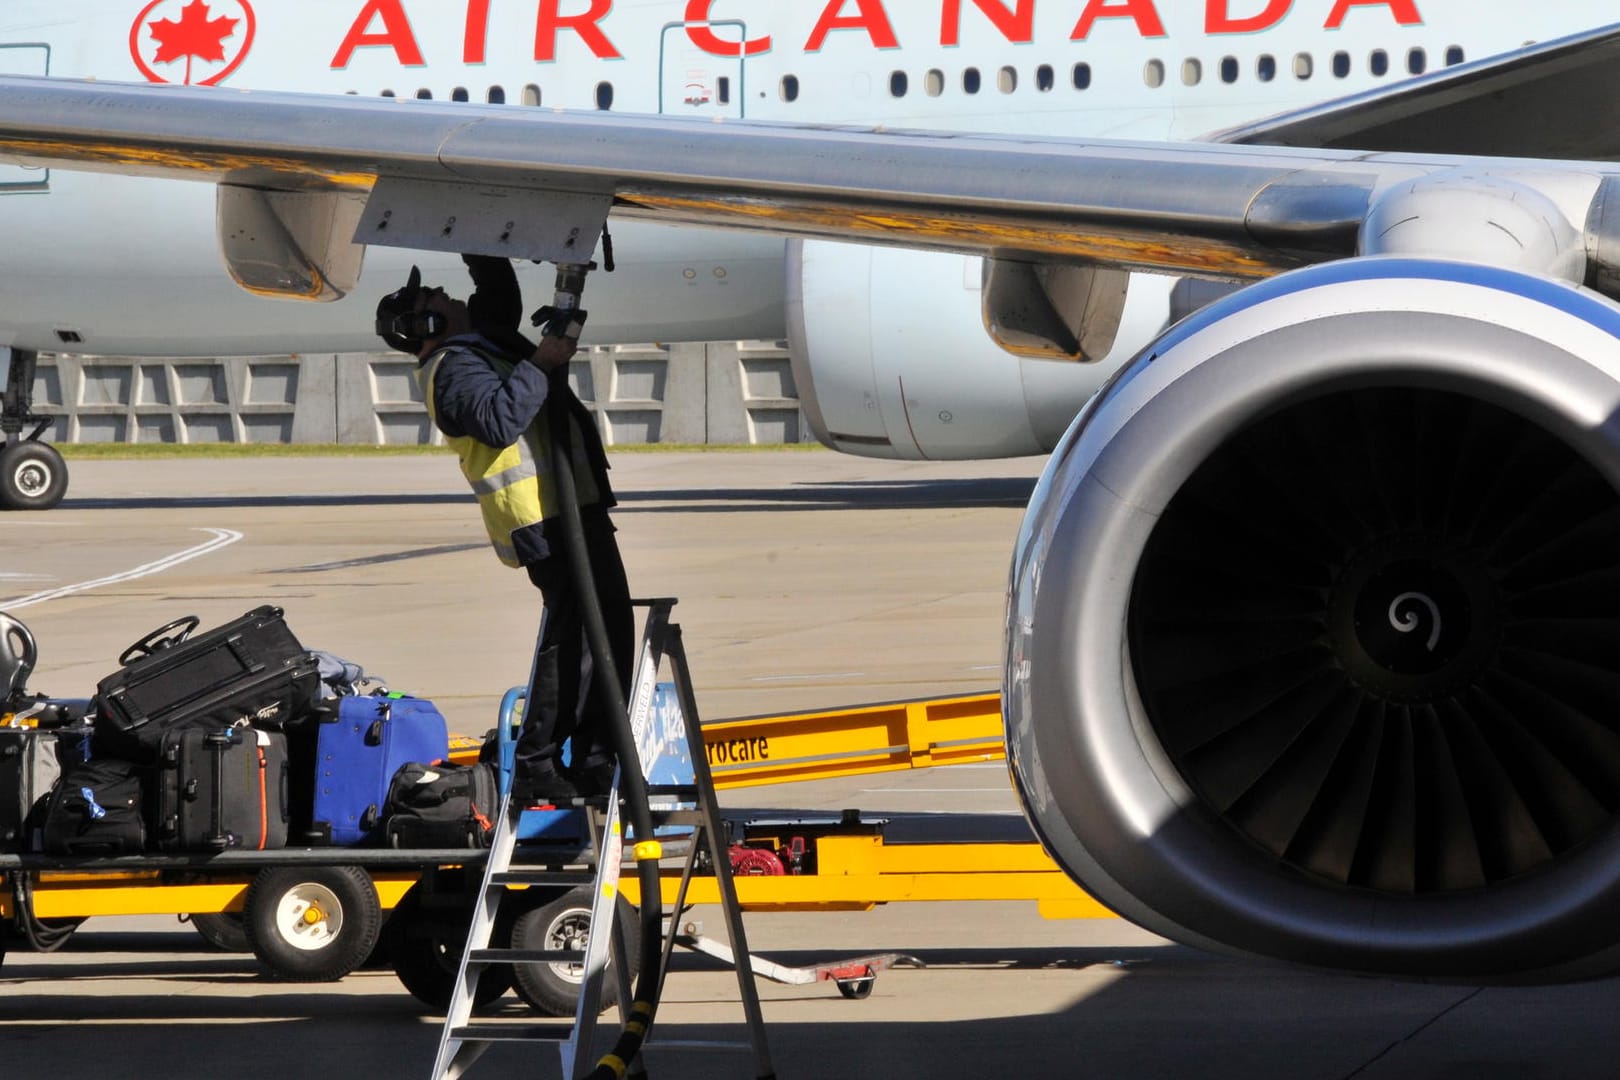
top-left (0, 68), bottom-right (1618, 360)
top-left (1211, 22), bottom-right (1620, 160)
top-left (0, 73), bottom-right (1603, 279)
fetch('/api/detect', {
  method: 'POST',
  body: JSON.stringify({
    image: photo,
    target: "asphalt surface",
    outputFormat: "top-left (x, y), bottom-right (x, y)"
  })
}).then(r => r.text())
top-left (3, 450), bottom-right (1617, 1079)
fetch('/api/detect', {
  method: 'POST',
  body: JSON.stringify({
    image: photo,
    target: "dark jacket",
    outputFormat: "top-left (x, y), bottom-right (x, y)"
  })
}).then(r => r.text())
top-left (423, 255), bottom-right (615, 564)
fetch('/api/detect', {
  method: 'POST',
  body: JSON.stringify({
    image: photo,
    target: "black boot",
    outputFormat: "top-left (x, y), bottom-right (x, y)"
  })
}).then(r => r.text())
top-left (510, 758), bottom-right (586, 806)
top-left (568, 754), bottom-right (617, 795)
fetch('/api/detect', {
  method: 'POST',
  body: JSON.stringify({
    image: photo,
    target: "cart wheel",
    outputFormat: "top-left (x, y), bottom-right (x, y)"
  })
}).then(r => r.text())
top-left (837, 972), bottom-right (876, 1000)
top-left (509, 886), bottom-right (640, 1017)
top-left (242, 866), bottom-right (381, 981)
top-left (187, 911), bottom-right (251, 952)
top-left (0, 441), bottom-right (68, 512)
top-left (386, 882), bottom-right (512, 1011)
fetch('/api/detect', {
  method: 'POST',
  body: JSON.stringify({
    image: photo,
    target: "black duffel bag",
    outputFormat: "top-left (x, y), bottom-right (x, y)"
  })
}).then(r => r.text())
top-left (42, 756), bottom-right (147, 855)
top-left (382, 761), bottom-right (499, 850)
top-left (93, 606), bottom-right (321, 765)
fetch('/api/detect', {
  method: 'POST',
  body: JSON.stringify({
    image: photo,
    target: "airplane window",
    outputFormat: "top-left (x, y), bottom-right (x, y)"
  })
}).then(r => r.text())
top-left (1072, 63), bottom-right (1092, 90)
top-left (963, 67), bottom-right (981, 94)
top-left (1293, 53), bottom-right (1313, 79)
top-left (1408, 47), bottom-right (1426, 74)
top-left (416, 88), bottom-right (432, 99)
top-left (1446, 46), bottom-right (1465, 66)
top-left (452, 87), bottom-right (469, 102)
top-left (999, 66), bottom-right (1017, 93)
top-left (1370, 49), bottom-right (1388, 76)
top-left (522, 84), bottom-right (541, 106)
top-left (925, 69), bottom-right (944, 96)
top-left (1036, 64), bottom-right (1054, 92)
top-left (1220, 56), bottom-right (1238, 84)
top-left (596, 82), bottom-right (614, 110)
top-left (1181, 58), bottom-right (1201, 86)
top-left (1332, 51), bottom-right (1350, 78)
top-left (779, 75), bottom-right (800, 103)
top-left (487, 86), bottom-right (505, 104)
top-left (345, 90), bottom-right (358, 96)
top-left (1144, 60), bottom-right (1164, 89)
top-left (380, 89), bottom-right (396, 98)
top-left (890, 70), bottom-right (908, 97)
top-left (1257, 55), bottom-right (1276, 82)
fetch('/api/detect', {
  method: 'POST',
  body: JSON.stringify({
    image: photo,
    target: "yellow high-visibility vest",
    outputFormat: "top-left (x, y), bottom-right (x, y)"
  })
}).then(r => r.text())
top-left (419, 344), bottom-right (601, 567)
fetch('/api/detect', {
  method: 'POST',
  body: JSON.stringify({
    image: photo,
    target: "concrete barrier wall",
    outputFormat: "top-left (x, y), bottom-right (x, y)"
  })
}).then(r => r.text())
top-left (32, 342), bottom-right (812, 447)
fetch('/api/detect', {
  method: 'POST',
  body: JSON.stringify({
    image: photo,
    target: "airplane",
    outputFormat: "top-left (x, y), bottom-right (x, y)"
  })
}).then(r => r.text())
top-left (8, 1), bottom-right (1620, 986)
top-left (0, 0), bottom-right (1595, 513)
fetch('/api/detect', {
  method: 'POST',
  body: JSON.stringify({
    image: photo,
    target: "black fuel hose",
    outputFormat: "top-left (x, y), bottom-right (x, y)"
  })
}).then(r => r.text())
top-left (544, 367), bottom-right (665, 1080)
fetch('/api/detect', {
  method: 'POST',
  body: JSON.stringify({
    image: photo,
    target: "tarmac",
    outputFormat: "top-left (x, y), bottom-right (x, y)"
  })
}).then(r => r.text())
top-left (3, 450), bottom-right (1618, 1079)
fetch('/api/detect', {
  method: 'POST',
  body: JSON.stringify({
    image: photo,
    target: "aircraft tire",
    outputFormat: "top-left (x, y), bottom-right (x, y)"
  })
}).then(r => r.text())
top-left (0, 441), bottom-right (68, 511)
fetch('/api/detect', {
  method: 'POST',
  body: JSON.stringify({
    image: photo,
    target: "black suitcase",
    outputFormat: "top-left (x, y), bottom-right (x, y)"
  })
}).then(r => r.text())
top-left (382, 761), bottom-right (499, 849)
top-left (94, 606), bottom-right (320, 764)
top-left (42, 756), bottom-right (147, 855)
top-left (153, 726), bottom-right (290, 852)
top-left (0, 727), bottom-right (61, 852)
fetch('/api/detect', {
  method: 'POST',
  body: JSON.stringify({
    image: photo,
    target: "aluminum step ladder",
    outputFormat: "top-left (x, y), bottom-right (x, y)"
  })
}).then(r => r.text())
top-left (431, 598), bottom-right (776, 1080)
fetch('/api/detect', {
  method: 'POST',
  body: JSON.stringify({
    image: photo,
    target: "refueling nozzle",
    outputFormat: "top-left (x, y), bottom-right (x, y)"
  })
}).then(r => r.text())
top-left (531, 261), bottom-right (594, 341)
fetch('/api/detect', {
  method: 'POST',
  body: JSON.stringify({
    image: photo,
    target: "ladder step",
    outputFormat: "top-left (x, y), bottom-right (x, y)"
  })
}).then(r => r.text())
top-left (470, 947), bottom-right (585, 964)
top-left (489, 869), bottom-right (594, 887)
top-left (449, 1023), bottom-right (571, 1045)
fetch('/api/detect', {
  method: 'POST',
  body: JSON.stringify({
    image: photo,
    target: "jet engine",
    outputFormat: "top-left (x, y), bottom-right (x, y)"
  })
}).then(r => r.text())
top-left (786, 240), bottom-right (1176, 460)
top-left (1007, 257), bottom-right (1620, 981)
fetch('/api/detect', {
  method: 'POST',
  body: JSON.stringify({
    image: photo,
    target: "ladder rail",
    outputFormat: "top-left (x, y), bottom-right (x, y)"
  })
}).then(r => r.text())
top-left (564, 791), bottom-right (625, 1080)
top-left (668, 626), bottom-right (775, 1080)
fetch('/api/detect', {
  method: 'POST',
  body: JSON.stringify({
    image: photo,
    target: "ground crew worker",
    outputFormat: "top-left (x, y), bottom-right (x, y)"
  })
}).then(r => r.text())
top-left (374, 255), bottom-right (633, 803)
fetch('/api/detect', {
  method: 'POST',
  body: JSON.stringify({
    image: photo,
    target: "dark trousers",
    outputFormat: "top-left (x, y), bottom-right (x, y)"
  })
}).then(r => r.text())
top-left (514, 509), bottom-right (634, 778)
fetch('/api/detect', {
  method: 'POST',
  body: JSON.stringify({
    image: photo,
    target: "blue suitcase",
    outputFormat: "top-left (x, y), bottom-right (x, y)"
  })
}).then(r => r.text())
top-left (310, 695), bottom-right (449, 845)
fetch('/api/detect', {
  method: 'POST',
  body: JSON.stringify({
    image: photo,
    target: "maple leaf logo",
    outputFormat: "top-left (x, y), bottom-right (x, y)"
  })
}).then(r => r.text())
top-left (147, 0), bottom-right (239, 85)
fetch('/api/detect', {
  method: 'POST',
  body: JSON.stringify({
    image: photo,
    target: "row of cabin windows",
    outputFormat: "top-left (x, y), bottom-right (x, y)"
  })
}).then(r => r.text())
top-left (376, 83), bottom-right (616, 109)
top-left (371, 43), bottom-right (1464, 110)
top-left (778, 44), bottom-right (1464, 102)
top-left (1151, 44), bottom-right (1465, 88)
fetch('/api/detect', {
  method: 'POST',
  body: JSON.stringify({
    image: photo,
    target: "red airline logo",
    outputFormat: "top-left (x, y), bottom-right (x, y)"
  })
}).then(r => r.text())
top-left (330, 0), bottom-right (1424, 69)
top-left (130, 0), bottom-right (257, 86)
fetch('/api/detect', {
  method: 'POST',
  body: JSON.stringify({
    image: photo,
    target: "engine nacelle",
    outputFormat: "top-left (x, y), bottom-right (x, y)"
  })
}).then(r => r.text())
top-left (1008, 257), bottom-right (1620, 981)
top-left (786, 240), bottom-right (1174, 460)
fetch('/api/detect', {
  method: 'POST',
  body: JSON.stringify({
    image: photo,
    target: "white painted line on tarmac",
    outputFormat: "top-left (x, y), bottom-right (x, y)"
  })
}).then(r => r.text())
top-left (747, 671), bottom-right (867, 682)
top-left (862, 787), bottom-right (1010, 793)
top-left (2, 528), bottom-right (245, 610)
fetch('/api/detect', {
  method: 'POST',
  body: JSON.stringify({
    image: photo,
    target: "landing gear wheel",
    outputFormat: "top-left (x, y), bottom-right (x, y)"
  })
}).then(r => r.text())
top-left (836, 971), bottom-right (876, 999)
top-left (242, 866), bottom-right (381, 982)
top-left (118, 615), bottom-right (201, 665)
top-left (509, 886), bottom-right (640, 1017)
top-left (0, 441), bottom-right (67, 512)
top-left (187, 911), bottom-right (251, 952)
top-left (386, 881), bottom-right (512, 1011)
